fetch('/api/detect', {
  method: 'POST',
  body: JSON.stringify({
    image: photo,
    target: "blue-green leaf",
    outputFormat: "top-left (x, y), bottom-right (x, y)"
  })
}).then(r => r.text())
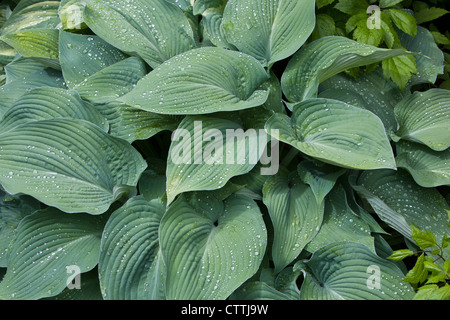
top-left (99, 196), bottom-right (166, 300)
top-left (160, 192), bottom-right (267, 300)
top-left (0, 208), bottom-right (106, 300)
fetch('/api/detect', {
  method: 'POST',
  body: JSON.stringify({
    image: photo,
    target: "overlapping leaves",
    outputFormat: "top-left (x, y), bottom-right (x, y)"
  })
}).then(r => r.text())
top-left (0, 0), bottom-right (448, 301)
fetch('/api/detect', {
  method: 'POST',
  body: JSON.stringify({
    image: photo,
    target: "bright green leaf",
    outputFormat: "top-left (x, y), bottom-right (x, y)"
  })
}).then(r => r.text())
top-left (379, 0), bottom-right (405, 8)
top-left (404, 253), bottom-right (428, 284)
top-left (411, 225), bottom-right (438, 250)
top-left (382, 54), bottom-right (417, 90)
top-left (386, 9), bottom-right (417, 37)
top-left (388, 249), bottom-right (416, 261)
top-left (1, 29), bottom-right (59, 67)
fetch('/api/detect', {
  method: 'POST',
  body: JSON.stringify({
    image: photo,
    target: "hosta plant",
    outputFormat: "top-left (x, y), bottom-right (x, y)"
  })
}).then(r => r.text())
top-left (0, 0), bottom-right (448, 301)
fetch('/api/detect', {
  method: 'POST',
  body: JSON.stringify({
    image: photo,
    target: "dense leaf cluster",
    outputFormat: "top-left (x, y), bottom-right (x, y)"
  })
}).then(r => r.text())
top-left (0, 0), bottom-right (448, 300)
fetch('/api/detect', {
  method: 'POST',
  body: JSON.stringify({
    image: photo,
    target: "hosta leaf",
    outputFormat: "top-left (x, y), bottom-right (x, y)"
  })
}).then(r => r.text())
top-left (59, 31), bottom-right (147, 104)
top-left (0, 119), bottom-right (147, 214)
top-left (396, 140), bottom-right (450, 188)
top-left (353, 169), bottom-right (450, 244)
top-left (138, 159), bottom-right (167, 202)
top-left (222, 0), bottom-right (316, 67)
top-left (0, 29), bottom-right (59, 67)
top-left (297, 159), bottom-right (346, 204)
top-left (344, 181), bottom-right (387, 235)
top-left (265, 98), bottom-right (396, 170)
top-left (0, 87), bottom-right (108, 133)
top-left (58, 31), bottom-right (127, 87)
top-left (230, 164), bottom-right (272, 200)
top-left (119, 47), bottom-right (270, 115)
top-left (229, 281), bottom-right (292, 300)
top-left (164, 0), bottom-right (192, 11)
top-left (72, 57), bottom-right (147, 104)
top-left (274, 266), bottom-right (302, 300)
top-left (193, 0), bottom-right (228, 15)
top-left (262, 172), bottom-right (324, 273)
top-left (306, 184), bottom-right (375, 253)
top-left (200, 12), bottom-right (235, 49)
top-left (99, 196), bottom-right (166, 300)
top-left (0, 1), bottom-right (60, 68)
top-left (319, 67), bottom-right (404, 135)
top-left (399, 26), bottom-right (444, 87)
top-left (166, 115), bottom-right (268, 204)
top-left (0, 1), bottom-right (60, 35)
top-left (95, 102), bottom-right (181, 143)
top-left (297, 241), bottom-right (415, 300)
top-left (0, 207), bottom-right (106, 300)
top-left (48, 269), bottom-right (103, 300)
top-left (393, 88), bottom-right (450, 151)
top-left (83, 0), bottom-right (196, 69)
top-left (0, 41), bottom-right (17, 66)
top-left (0, 68), bottom-right (66, 118)
top-left (4, 56), bottom-right (47, 84)
top-left (0, 193), bottom-right (40, 267)
top-left (281, 36), bottom-right (408, 102)
top-left (160, 192), bottom-right (267, 300)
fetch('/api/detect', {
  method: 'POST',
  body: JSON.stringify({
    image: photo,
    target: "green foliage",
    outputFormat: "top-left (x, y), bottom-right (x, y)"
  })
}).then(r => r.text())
top-left (0, 0), bottom-right (448, 301)
top-left (389, 217), bottom-right (450, 300)
top-left (313, 0), bottom-right (449, 89)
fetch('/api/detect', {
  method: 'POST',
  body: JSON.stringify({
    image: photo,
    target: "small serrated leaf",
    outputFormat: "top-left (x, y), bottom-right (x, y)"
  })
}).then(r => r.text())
top-left (387, 9), bottom-right (417, 37)
top-left (404, 253), bottom-right (428, 284)
top-left (411, 225), bottom-right (438, 250)
top-left (388, 249), bottom-right (415, 261)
